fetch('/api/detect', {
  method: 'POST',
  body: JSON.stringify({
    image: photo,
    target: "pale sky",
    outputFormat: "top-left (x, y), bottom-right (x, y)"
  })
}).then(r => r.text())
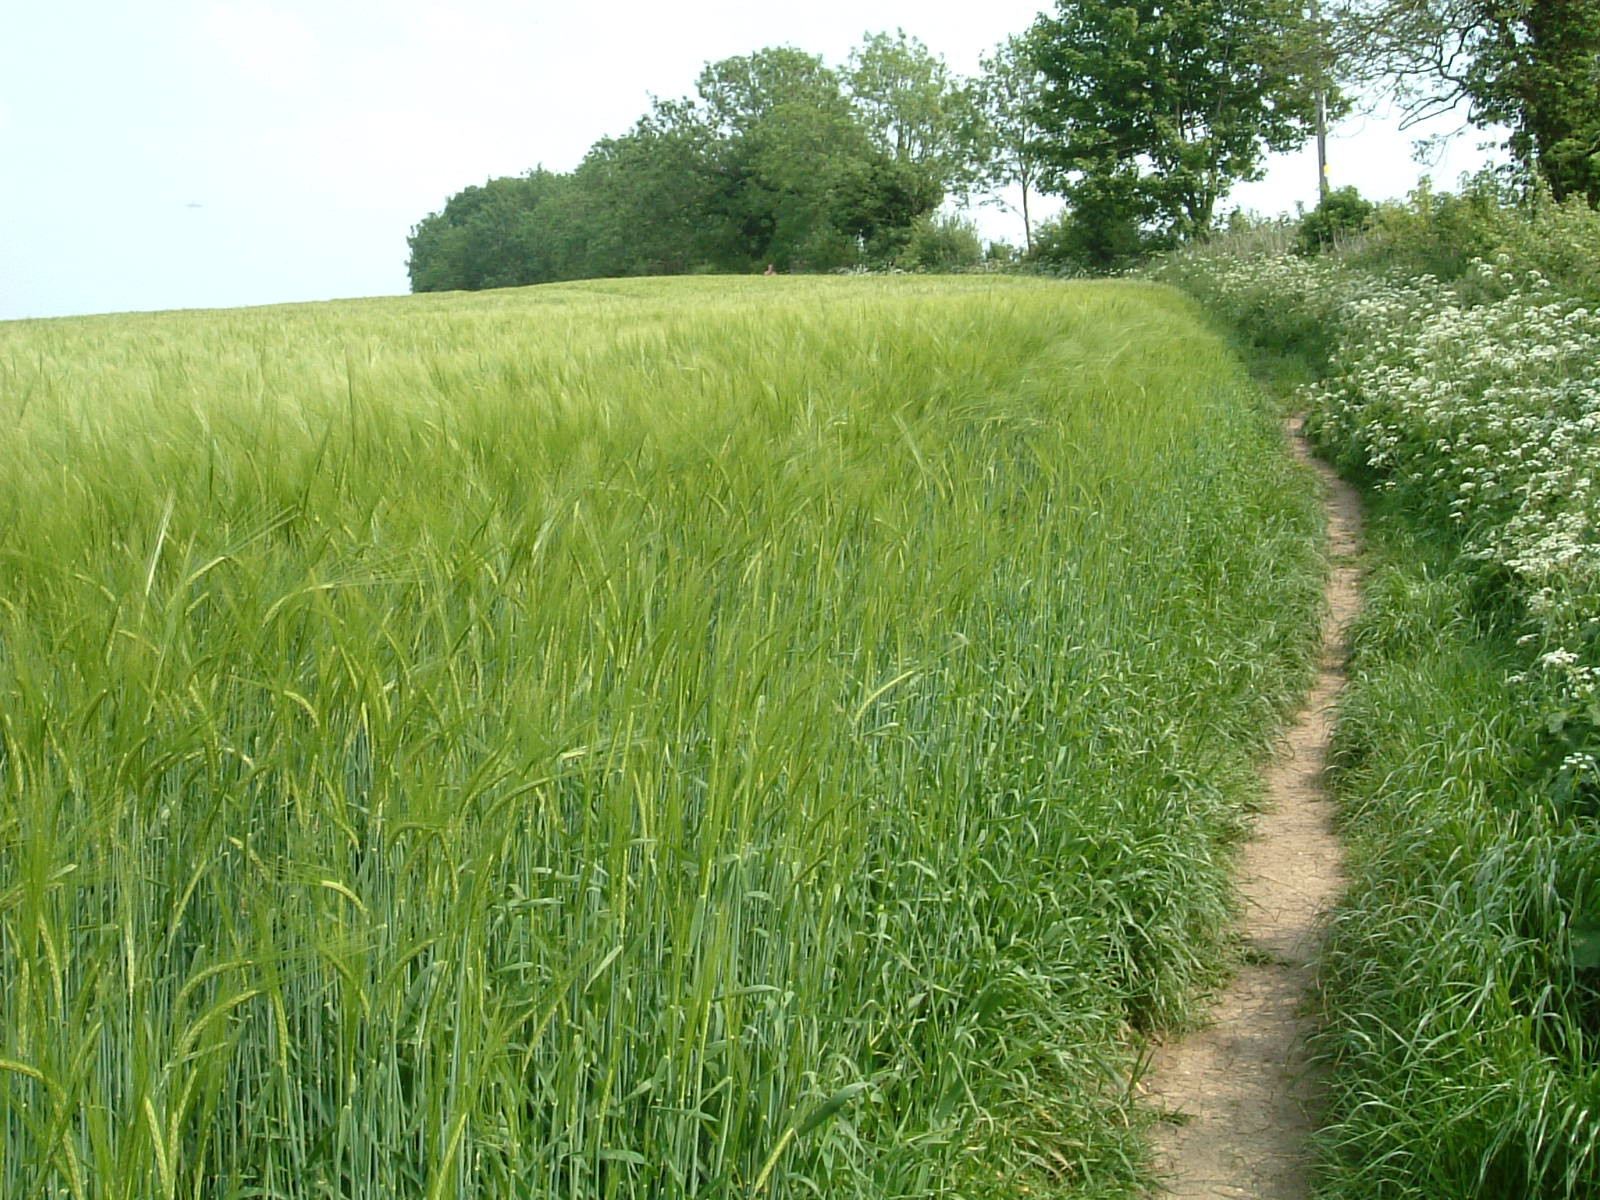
top-left (1, 0), bottom-right (1498, 322)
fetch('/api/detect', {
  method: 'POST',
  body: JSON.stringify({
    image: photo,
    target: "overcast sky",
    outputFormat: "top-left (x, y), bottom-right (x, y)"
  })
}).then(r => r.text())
top-left (1, 0), bottom-right (1498, 322)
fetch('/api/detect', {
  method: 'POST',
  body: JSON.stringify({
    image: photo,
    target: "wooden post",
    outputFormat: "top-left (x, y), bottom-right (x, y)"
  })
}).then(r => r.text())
top-left (1312, 0), bottom-right (1330, 200)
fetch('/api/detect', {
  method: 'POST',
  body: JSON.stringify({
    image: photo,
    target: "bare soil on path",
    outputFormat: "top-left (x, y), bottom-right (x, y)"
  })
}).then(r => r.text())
top-left (1140, 417), bottom-right (1361, 1199)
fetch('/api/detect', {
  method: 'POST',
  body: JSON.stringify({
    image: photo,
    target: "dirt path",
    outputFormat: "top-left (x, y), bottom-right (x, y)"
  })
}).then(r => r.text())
top-left (1140, 416), bottom-right (1361, 1199)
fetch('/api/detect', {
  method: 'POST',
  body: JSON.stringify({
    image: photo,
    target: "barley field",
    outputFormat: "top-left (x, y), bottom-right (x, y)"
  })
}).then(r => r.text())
top-left (0, 276), bottom-right (1321, 1198)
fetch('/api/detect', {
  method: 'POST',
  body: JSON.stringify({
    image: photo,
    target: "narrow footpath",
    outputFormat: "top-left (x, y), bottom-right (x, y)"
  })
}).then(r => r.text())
top-left (1141, 417), bottom-right (1362, 1199)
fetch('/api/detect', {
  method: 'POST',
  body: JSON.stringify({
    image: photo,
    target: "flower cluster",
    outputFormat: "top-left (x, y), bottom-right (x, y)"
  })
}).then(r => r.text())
top-left (1157, 249), bottom-right (1358, 365)
top-left (1311, 257), bottom-right (1600, 675)
top-left (1174, 248), bottom-right (1600, 768)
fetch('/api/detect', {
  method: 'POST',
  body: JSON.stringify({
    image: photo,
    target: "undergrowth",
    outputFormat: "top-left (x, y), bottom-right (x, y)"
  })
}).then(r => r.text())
top-left (1159, 180), bottom-right (1600, 1197)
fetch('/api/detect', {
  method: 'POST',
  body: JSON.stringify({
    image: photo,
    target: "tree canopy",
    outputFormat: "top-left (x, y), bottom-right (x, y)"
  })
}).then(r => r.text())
top-left (405, 171), bottom-right (580, 293)
top-left (1330, 0), bottom-right (1600, 205)
top-left (976, 36), bottom-right (1049, 253)
top-left (408, 5), bottom-right (1597, 292)
top-left (1025, 0), bottom-right (1328, 248)
top-left (407, 37), bottom-right (972, 291)
top-left (845, 30), bottom-right (989, 198)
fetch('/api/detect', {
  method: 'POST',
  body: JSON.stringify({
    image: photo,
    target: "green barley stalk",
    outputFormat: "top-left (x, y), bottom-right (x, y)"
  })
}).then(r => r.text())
top-left (0, 276), bottom-right (1321, 1198)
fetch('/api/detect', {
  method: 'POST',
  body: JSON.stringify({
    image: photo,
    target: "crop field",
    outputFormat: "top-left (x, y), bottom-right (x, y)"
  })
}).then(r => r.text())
top-left (0, 276), bottom-right (1322, 1198)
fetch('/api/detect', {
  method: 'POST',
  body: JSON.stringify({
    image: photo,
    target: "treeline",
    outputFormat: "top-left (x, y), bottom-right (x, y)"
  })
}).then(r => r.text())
top-left (407, 36), bottom-right (998, 289)
top-left (408, 0), bottom-right (1600, 291)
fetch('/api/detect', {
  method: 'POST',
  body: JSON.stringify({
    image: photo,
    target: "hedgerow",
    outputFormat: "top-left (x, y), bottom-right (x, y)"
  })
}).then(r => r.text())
top-left (1159, 184), bottom-right (1600, 1196)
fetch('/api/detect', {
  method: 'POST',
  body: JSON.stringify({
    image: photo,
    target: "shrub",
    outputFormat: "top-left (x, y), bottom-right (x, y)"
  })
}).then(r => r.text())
top-left (1029, 188), bottom-right (1164, 275)
top-left (1151, 248), bottom-right (1353, 367)
top-left (1481, 192), bottom-right (1600, 303)
top-left (898, 213), bottom-right (983, 272)
top-left (1296, 186), bottom-right (1374, 256)
top-left (1350, 171), bottom-right (1516, 282)
top-left (983, 239), bottom-right (1021, 267)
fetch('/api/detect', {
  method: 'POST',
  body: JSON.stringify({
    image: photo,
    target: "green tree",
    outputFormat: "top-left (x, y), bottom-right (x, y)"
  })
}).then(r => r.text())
top-left (570, 101), bottom-right (724, 276)
top-left (678, 46), bottom-right (942, 271)
top-left (1297, 183), bottom-right (1374, 254)
top-left (1027, 0), bottom-right (1327, 245)
top-left (693, 50), bottom-right (880, 269)
top-left (1330, 0), bottom-right (1600, 205)
top-left (1030, 167), bottom-right (1159, 272)
top-left (695, 46), bottom-right (849, 137)
top-left (406, 170), bottom-right (576, 292)
top-left (976, 36), bottom-right (1049, 253)
top-left (899, 213), bottom-right (983, 271)
top-left (406, 42), bottom-right (949, 290)
top-left (845, 30), bottom-right (987, 199)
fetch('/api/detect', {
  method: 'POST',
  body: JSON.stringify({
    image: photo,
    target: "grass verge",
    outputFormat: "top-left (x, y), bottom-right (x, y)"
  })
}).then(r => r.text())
top-left (1156, 199), bottom-right (1600, 1193)
top-left (1314, 494), bottom-right (1600, 1197)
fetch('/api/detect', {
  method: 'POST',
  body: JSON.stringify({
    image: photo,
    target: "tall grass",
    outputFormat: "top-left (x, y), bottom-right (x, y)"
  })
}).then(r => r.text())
top-left (0, 276), bottom-right (1322, 1198)
top-left (1316, 504), bottom-right (1600, 1197)
top-left (1157, 189), bottom-right (1600, 1195)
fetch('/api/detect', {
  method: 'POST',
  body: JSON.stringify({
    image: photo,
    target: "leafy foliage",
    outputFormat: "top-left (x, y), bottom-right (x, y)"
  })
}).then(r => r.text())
top-left (975, 37), bottom-right (1050, 254)
top-left (1030, 171), bottom-right (1160, 273)
top-left (407, 39), bottom-right (968, 290)
top-left (1330, 0), bottom-right (1600, 205)
top-left (1296, 185), bottom-right (1374, 255)
top-left (898, 213), bottom-right (983, 271)
top-left (405, 170), bottom-right (577, 292)
top-left (845, 30), bottom-right (988, 199)
top-left (1025, 0), bottom-right (1327, 247)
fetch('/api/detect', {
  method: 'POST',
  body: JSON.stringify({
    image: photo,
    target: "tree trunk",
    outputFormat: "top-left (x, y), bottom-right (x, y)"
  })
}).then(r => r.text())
top-left (1021, 179), bottom-right (1033, 255)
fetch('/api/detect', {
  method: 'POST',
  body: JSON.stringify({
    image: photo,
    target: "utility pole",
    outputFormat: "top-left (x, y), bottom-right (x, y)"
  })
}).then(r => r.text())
top-left (1311, 0), bottom-right (1330, 200)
